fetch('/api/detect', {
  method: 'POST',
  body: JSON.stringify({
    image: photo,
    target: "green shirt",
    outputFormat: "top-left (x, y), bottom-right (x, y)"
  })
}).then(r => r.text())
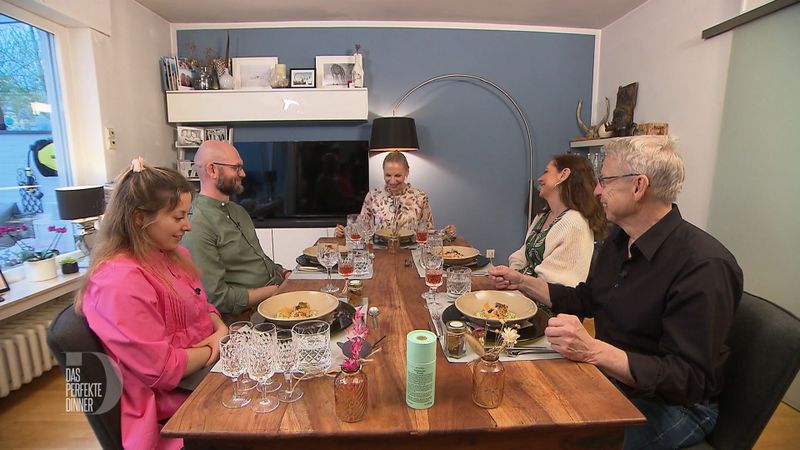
top-left (182, 194), bottom-right (283, 315)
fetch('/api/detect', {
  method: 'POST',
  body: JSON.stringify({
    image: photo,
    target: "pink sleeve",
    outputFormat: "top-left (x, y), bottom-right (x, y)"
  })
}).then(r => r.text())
top-left (83, 263), bottom-right (188, 391)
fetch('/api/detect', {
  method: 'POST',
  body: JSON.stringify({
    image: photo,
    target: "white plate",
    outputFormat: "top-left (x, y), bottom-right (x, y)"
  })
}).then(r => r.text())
top-left (257, 291), bottom-right (339, 328)
top-left (455, 290), bottom-right (538, 327)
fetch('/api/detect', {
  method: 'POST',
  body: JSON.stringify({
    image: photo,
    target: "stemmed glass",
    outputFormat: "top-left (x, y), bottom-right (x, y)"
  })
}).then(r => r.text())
top-left (317, 242), bottom-right (339, 293)
top-left (275, 330), bottom-right (304, 403)
top-left (415, 220), bottom-right (429, 246)
top-left (229, 321), bottom-right (257, 391)
top-left (360, 216), bottom-right (376, 256)
top-left (338, 249), bottom-right (355, 292)
top-left (421, 236), bottom-right (444, 306)
top-left (248, 323), bottom-right (279, 413)
top-left (219, 334), bottom-right (251, 408)
top-left (346, 222), bottom-right (364, 250)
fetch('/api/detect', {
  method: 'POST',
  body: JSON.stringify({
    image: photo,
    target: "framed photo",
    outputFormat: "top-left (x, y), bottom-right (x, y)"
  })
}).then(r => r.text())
top-left (204, 126), bottom-right (228, 142)
top-left (0, 267), bottom-right (8, 293)
top-left (315, 56), bottom-right (355, 88)
top-left (290, 68), bottom-right (316, 88)
top-left (176, 126), bottom-right (205, 147)
top-left (232, 57), bottom-right (278, 90)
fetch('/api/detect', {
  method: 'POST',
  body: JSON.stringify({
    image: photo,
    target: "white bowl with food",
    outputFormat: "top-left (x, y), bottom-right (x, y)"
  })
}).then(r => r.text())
top-left (455, 290), bottom-right (538, 327)
top-left (257, 291), bottom-right (340, 328)
top-left (442, 245), bottom-right (480, 265)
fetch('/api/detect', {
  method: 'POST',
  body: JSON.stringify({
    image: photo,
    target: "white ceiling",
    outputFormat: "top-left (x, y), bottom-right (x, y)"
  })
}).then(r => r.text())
top-left (134, 0), bottom-right (648, 29)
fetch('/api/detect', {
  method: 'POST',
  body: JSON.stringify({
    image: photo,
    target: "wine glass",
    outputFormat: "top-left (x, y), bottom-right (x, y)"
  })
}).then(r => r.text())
top-left (421, 236), bottom-right (444, 304)
top-left (275, 330), bottom-right (304, 403)
top-left (219, 334), bottom-right (251, 408)
top-left (346, 222), bottom-right (364, 250)
top-left (229, 321), bottom-right (257, 391)
top-left (248, 323), bottom-right (279, 413)
top-left (317, 242), bottom-right (339, 293)
top-left (415, 220), bottom-right (429, 246)
top-left (338, 249), bottom-right (355, 292)
top-left (360, 216), bottom-right (376, 256)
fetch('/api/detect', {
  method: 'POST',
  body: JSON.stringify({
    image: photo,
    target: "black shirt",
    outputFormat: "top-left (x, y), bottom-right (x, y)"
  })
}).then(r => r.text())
top-left (549, 205), bottom-right (743, 406)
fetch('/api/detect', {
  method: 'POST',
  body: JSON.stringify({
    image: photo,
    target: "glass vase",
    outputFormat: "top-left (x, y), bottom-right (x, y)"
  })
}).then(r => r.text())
top-left (334, 366), bottom-right (368, 422)
top-left (472, 353), bottom-right (505, 408)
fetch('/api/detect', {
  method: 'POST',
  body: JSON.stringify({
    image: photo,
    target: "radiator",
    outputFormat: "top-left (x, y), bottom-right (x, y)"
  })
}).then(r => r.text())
top-left (0, 296), bottom-right (73, 398)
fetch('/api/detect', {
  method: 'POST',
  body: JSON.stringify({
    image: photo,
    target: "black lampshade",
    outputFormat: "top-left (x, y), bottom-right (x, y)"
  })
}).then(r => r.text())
top-left (369, 117), bottom-right (419, 151)
top-left (55, 185), bottom-right (105, 220)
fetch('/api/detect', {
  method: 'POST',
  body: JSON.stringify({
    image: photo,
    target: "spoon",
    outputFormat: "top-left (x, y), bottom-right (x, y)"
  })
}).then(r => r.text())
top-left (368, 306), bottom-right (380, 329)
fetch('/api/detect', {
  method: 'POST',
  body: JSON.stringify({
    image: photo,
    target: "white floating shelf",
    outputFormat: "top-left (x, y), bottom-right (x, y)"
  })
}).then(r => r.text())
top-left (166, 88), bottom-right (368, 123)
top-left (569, 137), bottom-right (617, 148)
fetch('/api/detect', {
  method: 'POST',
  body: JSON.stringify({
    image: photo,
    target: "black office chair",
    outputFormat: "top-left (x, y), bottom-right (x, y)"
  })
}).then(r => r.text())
top-left (47, 304), bottom-right (123, 450)
top-left (688, 292), bottom-right (800, 450)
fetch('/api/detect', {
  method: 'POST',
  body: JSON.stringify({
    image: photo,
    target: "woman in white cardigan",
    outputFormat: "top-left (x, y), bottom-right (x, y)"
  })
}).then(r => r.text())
top-left (508, 154), bottom-right (606, 287)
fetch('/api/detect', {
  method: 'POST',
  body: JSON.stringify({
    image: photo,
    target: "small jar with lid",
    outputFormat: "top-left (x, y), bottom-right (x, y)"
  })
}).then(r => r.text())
top-left (445, 320), bottom-right (467, 358)
top-left (347, 279), bottom-right (364, 306)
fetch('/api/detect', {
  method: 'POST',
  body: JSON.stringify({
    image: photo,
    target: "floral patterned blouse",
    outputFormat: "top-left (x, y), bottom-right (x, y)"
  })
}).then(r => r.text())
top-left (358, 183), bottom-right (434, 232)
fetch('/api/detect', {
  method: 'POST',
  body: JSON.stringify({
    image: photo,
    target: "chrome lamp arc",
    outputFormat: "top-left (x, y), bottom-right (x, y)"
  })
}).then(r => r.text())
top-left (369, 73), bottom-right (537, 225)
top-left (55, 185), bottom-right (106, 258)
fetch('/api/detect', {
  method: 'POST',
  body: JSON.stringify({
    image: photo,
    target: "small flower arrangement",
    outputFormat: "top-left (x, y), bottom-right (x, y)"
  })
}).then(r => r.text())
top-left (466, 324), bottom-right (520, 358)
top-left (0, 224), bottom-right (68, 262)
top-left (342, 306), bottom-right (369, 373)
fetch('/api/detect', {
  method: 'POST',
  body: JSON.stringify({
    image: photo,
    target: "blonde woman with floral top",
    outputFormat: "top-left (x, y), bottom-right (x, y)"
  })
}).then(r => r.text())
top-left (335, 151), bottom-right (456, 237)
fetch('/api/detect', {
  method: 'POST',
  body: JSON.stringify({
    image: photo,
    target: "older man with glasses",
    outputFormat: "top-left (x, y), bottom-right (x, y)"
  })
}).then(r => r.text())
top-left (182, 140), bottom-right (289, 323)
top-left (489, 136), bottom-right (743, 449)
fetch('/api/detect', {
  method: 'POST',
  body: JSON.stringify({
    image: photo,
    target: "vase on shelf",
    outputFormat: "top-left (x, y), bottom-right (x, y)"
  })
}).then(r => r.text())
top-left (193, 67), bottom-right (211, 90)
top-left (23, 257), bottom-right (58, 282)
top-left (334, 366), bottom-right (368, 422)
top-left (352, 53), bottom-right (364, 88)
top-left (218, 68), bottom-right (234, 90)
top-left (269, 64), bottom-right (289, 88)
top-left (471, 353), bottom-right (505, 408)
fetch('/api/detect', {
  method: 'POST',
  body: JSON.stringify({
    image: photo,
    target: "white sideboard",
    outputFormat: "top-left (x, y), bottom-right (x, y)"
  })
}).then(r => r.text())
top-left (166, 88), bottom-right (368, 123)
top-left (256, 227), bottom-right (335, 269)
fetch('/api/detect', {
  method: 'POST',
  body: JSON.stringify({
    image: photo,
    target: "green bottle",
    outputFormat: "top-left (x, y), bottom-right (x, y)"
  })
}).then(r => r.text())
top-left (406, 330), bottom-right (437, 409)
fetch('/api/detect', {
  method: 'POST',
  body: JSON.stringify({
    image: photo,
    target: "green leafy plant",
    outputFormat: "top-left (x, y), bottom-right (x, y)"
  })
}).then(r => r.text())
top-left (59, 256), bottom-right (77, 265)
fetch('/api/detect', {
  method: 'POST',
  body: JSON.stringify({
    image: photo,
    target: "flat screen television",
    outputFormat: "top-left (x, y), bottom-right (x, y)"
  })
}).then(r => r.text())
top-left (232, 140), bottom-right (369, 226)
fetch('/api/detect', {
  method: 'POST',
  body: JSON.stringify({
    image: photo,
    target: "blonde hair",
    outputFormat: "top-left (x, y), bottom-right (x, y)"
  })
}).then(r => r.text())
top-left (383, 151), bottom-right (410, 170)
top-left (75, 163), bottom-right (196, 313)
top-left (603, 135), bottom-right (684, 203)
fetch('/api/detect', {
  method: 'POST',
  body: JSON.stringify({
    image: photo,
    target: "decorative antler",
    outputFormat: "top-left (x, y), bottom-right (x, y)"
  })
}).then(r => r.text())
top-left (576, 97), bottom-right (611, 138)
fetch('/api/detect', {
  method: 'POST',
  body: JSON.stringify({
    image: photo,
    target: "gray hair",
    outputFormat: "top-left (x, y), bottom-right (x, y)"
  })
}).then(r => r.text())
top-left (603, 135), bottom-right (684, 203)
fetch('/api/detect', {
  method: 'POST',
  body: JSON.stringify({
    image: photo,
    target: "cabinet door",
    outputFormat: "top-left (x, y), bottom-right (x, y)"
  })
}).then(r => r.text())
top-left (271, 228), bottom-right (331, 268)
top-left (255, 229), bottom-right (274, 260)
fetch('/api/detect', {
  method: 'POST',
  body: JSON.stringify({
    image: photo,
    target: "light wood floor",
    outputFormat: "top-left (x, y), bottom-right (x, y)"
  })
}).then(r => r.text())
top-left (0, 369), bottom-right (798, 449)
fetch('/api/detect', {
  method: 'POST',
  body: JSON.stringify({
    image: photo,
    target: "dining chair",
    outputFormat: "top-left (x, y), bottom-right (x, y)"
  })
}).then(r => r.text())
top-left (687, 291), bottom-right (800, 450)
top-left (47, 304), bottom-right (123, 450)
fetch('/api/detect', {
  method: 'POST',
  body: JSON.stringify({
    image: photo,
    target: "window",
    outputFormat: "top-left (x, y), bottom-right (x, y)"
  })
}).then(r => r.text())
top-left (0, 12), bottom-right (75, 268)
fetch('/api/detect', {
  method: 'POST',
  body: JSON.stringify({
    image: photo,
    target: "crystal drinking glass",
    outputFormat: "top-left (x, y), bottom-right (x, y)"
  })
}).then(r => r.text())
top-left (446, 266), bottom-right (472, 300)
top-left (291, 320), bottom-right (332, 378)
top-left (338, 249), bottom-right (355, 291)
top-left (219, 334), bottom-right (251, 408)
top-left (275, 330), bottom-right (303, 403)
top-left (421, 236), bottom-right (444, 305)
top-left (360, 216), bottom-right (376, 256)
top-left (346, 222), bottom-right (364, 250)
top-left (229, 321), bottom-right (257, 391)
top-left (248, 323), bottom-right (279, 413)
top-left (415, 220), bottom-right (429, 246)
top-left (317, 242), bottom-right (339, 294)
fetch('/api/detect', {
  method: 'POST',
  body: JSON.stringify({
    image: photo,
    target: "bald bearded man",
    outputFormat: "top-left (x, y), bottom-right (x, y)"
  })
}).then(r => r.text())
top-left (182, 140), bottom-right (289, 322)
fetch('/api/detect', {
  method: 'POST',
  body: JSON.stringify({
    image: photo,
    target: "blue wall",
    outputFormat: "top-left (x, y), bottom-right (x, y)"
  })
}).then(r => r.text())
top-left (177, 26), bottom-right (595, 261)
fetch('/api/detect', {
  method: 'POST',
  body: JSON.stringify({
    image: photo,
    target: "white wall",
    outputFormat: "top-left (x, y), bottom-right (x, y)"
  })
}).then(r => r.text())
top-left (93, 0), bottom-right (174, 177)
top-left (597, 0), bottom-right (740, 228)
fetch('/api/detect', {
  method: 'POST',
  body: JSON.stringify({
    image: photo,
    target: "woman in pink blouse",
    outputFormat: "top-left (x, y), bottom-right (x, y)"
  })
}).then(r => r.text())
top-left (76, 158), bottom-right (227, 450)
top-left (335, 151), bottom-right (456, 237)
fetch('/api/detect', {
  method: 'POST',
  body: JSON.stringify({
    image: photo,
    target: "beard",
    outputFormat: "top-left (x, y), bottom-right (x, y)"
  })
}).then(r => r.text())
top-left (216, 175), bottom-right (243, 196)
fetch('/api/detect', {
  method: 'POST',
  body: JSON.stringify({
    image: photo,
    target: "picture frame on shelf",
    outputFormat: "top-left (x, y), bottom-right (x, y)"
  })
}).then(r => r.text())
top-left (232, 57), bottom-right (278, 90)
top-left (315, 56), bottom-right (355, 88)
top-left (177, 58), bottom-right (193, 90)
top-left (0, 267), bottom-right (9, 293)
top-left (204, 126), bottom-right (228, 142)
top-left (177, 160), bottom-right (197, 179)
top-left (290, 68), bottom-right (316, 88)
top-left (176, 126), bottom-right (205, 147)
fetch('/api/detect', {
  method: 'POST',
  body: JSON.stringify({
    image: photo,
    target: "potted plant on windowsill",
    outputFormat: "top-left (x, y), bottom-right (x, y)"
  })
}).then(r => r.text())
top-left (0, 224), bottom-right (68, 282)
top-left (59, 256), bottom-right (79, 275)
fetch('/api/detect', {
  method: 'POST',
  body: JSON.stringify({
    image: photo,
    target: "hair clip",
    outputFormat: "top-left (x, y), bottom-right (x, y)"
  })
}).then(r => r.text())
top-left (131, 156), bottom-right (145, 173)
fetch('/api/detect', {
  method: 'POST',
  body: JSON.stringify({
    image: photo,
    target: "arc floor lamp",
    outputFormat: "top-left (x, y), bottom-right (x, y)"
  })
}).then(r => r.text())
top-left (369, 73), bottom-right (537, 226)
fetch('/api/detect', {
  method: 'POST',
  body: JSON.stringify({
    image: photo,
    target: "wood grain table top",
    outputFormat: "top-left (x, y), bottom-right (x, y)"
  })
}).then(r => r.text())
top-left (163, 238), bottom-right (644, 448)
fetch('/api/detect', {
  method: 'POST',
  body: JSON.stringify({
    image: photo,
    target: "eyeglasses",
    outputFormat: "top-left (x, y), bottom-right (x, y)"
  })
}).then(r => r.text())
top-left (597, 173), bottom-right (640, 187)
top-left (212, 162), bottom-right (244, 173)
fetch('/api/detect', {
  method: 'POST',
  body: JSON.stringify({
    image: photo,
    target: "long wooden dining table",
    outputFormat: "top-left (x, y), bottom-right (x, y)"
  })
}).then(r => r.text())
top-left (162, 237), bottom-right (645, 449)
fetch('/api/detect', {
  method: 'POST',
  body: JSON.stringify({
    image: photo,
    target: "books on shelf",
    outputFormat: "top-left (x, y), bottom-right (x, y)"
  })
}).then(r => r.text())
top-left (160, 56), bottom-right (178, 92)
